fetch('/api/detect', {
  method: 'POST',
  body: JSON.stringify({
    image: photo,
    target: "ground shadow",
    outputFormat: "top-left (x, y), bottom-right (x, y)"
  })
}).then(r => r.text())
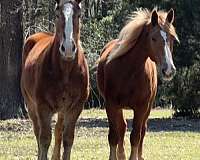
top-left (78, 117), bottom-right (200, 132)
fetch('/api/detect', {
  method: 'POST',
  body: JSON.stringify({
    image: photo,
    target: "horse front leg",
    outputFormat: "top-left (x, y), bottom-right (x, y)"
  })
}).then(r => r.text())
top-left (129, 109), bottom-right (146, 160)
top-left (117, 110), bottom-right (127, 160)
top-left (62, 104), bottom-right (83, 160)
top-left (106, 106), bottom-right (118, 160)
top-left (30, 113), bottom-right (40, 159)
top-left (106, 106), bottom-right (127, 160)
top-left (138, 107), bottom-right (151, 160)
top-left (52, 112), bottom-right (64, 160)
top-left (27, 103), bottom-right (40, 159)
top-left (37, 105), bottom-right (52, 160)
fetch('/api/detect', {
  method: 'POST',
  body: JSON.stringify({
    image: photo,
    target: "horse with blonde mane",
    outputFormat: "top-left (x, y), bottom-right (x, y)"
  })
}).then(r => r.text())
top-left (21, 0), bottom-right (89, 160)
top-left (97, 8), bottom-right (179, 160)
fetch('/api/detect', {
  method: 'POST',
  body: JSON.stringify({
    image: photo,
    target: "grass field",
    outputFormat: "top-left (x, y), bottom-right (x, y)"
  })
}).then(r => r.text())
top-left (0, 109), bottom-right (200, 160)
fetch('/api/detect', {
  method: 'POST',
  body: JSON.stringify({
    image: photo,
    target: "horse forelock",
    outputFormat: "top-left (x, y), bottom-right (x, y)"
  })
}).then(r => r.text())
top-left (107, 8), bottom-right (179, 63)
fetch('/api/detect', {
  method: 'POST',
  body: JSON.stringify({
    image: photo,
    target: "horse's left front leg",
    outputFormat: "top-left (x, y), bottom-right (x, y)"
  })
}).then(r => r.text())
top-left (129, 109), bottom-right (146, 160)
top-left (138, 108), bottom-right (151, 160)
top-left (52, 112), bottom-right (64, 160)
top-left (62, 103), bottom-right (83, 160)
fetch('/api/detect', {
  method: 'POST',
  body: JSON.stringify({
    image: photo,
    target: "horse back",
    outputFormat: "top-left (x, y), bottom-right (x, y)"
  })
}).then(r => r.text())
top-left (22, 32), bottom-right (53, 68)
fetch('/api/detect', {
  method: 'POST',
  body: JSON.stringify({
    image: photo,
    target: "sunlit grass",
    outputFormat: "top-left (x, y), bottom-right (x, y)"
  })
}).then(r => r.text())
top-left (0, 109), bottom-right (199, 160)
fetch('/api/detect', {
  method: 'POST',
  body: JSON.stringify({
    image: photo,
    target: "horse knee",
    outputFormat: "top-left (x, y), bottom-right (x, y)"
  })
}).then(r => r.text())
top-left (54, 116), bottom-right (64, 143)
top-left (39, 129), bottom-right (52, 147)
top-left (39, 121), bottom-right (52, 149)
top-left (141, 123), bottom-right (147, 138)
top-left (63, 135), bottom-right (74, 148)
top-left (62, 125), bottom-right (76, 149)
top-left (130, 122), bottom-right (143, 146)
top-left (120, 119), bottom-right (127, 135)
top-left (108, 127), bottom-right (119, 146)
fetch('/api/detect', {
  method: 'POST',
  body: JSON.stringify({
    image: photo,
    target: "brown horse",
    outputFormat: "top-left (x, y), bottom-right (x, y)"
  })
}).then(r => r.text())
top-left (21, 0), bottom-right (89, 160)
top-left (97, 8), bottom-right (179, 160)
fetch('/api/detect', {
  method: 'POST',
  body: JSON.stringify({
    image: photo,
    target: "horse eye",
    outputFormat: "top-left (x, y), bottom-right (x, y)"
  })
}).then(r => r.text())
top-left (152, 37), bottom-right (157, 42)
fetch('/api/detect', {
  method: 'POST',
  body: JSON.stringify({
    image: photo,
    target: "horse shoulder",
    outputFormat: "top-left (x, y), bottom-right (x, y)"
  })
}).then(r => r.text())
top-left (145, 58), bottom-right (157, 96)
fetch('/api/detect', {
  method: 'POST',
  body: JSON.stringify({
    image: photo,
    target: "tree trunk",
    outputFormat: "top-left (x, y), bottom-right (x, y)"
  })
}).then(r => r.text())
top-left (30, 0), bottom-right (37, 34)
top-left (23, 0), bottom-right (30, 38)
top-left (49, 0), bottom-right (55, 32)
top-left (84, 0), bottom-right (89, 18)
top-left (101, 0), bottom-right (108, 17)
top-left (0, 0), bottom-right (27, 120)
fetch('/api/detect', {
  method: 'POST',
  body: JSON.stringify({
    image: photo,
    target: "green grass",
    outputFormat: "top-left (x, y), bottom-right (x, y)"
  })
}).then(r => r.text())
top-left (0, 109), bottom-right (200, 160)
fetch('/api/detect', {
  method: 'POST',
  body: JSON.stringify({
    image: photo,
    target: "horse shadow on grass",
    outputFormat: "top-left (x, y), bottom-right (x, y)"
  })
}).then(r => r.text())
top-left (78, 117), bottom-right (200, 132)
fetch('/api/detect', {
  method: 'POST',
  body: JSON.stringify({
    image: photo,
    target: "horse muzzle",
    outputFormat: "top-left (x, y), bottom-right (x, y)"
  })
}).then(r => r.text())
top-left (59, 41), bottom-right (77, 61)
top-left (161, 65), bottom-right (176, 81)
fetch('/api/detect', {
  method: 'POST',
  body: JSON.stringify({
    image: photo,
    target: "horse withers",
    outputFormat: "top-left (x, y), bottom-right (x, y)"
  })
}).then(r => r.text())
top-left (97, 8), bottom-right (179, 160)
top-left (21, 0), bottom-right (89, 160)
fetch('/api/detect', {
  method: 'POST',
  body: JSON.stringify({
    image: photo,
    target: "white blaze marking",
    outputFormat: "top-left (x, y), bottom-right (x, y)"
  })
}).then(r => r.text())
top-left (64, 4), bottom-right (73, 41)
top-left (160, 30), bottom-right (175, 75)
top-left (59, 3), bottom-right (74, 57)
top-left (79, 3), bottom-right (82, 8)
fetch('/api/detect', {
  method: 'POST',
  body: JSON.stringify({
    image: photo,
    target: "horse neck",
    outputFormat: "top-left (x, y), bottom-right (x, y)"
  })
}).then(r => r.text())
top-left (125, 28), bottom-right (150, 71)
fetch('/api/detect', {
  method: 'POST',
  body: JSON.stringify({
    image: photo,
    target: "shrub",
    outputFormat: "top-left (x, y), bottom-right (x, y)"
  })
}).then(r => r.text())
top-left (170, 63), bottom-right (200, 118)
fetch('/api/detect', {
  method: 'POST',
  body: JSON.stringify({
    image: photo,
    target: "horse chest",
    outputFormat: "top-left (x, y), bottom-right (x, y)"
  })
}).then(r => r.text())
top-left (52, 81), bottom-right (83, 110)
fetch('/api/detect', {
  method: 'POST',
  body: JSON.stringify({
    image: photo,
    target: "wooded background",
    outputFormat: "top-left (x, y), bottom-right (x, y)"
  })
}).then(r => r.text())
top-left (0, 0), bottom-right (199, 119)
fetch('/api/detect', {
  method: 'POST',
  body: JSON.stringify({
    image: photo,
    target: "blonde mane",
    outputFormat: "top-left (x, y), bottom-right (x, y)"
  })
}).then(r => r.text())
top-left (106, 8), bottom-right (179, 63)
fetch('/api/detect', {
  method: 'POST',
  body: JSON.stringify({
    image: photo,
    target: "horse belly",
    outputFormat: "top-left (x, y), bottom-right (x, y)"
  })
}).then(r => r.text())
top-left (105, 75), bottom-right (152, 108)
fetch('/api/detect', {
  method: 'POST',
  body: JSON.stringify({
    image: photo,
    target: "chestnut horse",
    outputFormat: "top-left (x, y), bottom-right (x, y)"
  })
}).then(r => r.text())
top-left (97, 8), bottom-right (179, 160)
top-left (21, 0), bottom-right (89, 160)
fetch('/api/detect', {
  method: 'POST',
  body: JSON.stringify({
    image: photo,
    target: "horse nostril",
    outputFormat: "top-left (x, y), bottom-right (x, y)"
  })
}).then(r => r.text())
top-left (61, 45), bottom-right (65, 52)
top-left (173, 67), bottom-right (176, 73)
top-left (162, 69), bottom-right (165, 75)
top-left (72, 42), bottom-right (76, 53)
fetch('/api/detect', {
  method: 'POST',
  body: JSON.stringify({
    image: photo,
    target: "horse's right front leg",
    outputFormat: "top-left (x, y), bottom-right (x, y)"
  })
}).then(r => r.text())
top-left (52, 112), bottom-right (64, 160)
top-left (62, 104), bottom-right (83, 160)
top-left (106, 106), bottom-right (126, 160)
top-left (27, 104), bottom-right (40, 159)
top-left (129, 109), bottom-right (146, 160)
top-left (37, 105), bottom-right (52, 160)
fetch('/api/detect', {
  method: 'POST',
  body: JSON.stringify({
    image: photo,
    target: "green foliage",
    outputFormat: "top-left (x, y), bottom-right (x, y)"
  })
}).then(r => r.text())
top-left (170, 63), bottom-right (200, 118)
top-left (81, 16), bottom-right (118, 108)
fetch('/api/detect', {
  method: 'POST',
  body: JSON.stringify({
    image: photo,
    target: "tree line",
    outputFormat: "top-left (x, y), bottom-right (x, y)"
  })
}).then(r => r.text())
top-left (0, 0), bottom-right (199, 119)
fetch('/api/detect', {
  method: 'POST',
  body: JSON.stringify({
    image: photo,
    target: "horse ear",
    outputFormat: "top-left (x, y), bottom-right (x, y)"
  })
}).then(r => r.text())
top-left (166, 8), bottom-right (174, 24)
top-left (151, 9), bottom-right (158, 27)
top-left (75, 0), bottom-right (82, 4)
